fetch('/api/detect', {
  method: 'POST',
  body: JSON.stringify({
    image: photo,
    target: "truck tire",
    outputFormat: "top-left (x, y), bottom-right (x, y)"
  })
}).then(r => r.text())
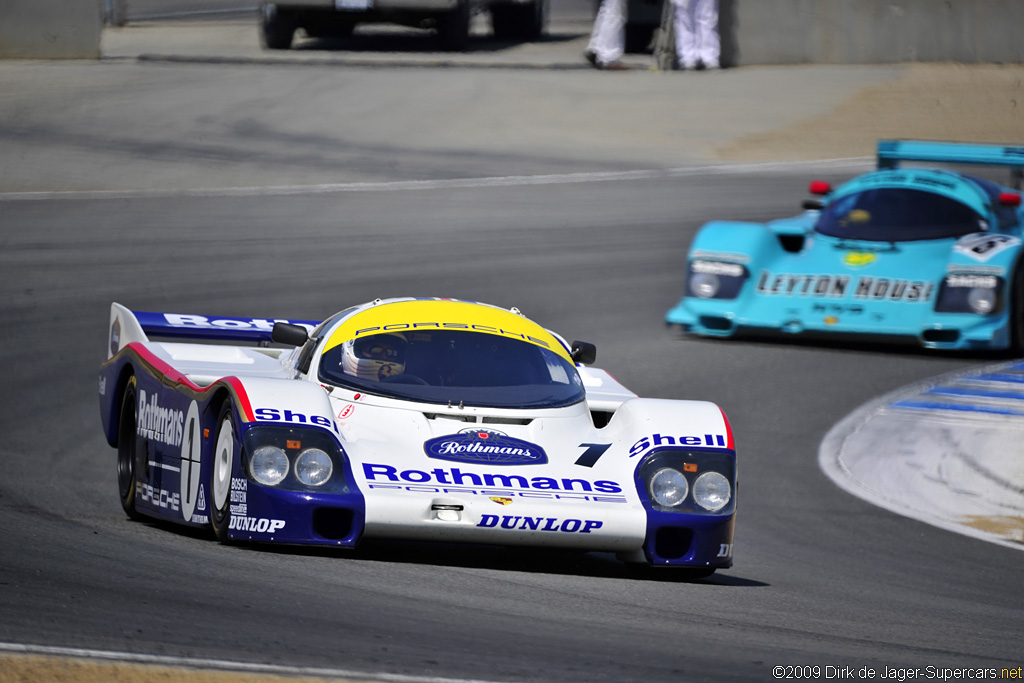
top-left (438, 0), bottom-right (471, 51)
top-left (260, 4), bottom-right (297, 50)
top-left (491, 0), bottom-right (544, 41)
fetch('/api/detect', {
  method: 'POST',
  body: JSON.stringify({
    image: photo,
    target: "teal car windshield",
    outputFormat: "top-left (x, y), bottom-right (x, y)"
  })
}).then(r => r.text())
top-left (318, 329), bottom-right (585, 409)
top-left (815, 188), bottom-right (985, 242)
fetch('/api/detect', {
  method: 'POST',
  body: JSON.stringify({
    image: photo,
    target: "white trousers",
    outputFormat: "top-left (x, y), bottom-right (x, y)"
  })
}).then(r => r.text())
top-left (587, 0), bottom-right (626, 65)
top-left (671, 0), bottom-right (719, 68)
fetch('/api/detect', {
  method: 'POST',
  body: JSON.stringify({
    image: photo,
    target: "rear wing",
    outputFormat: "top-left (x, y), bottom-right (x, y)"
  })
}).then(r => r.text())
top-left (877, 140), bottom-right (1024, 189)
top-left (107, 303), bottom-right (319, 358)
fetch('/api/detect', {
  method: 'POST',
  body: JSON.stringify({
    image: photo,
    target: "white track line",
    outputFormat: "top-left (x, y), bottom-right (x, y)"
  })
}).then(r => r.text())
top-left (0, 641), bottom-right (515, 683)
top-left (0, 158), bottom-right (873, 202)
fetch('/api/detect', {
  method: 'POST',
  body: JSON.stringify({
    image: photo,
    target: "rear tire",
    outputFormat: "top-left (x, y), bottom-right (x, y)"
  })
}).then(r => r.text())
top-left (438, 0), bottom-right (471, 51)
top-left (210, 403), bottom-right (236, 543)
top-left (117, 376), bottom-right (143, 521)
top-left (260, 4), bottom-right (296, 50)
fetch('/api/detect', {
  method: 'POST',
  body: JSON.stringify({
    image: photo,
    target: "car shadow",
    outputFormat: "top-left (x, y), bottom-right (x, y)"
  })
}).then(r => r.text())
top-left (137, 516), bottom-right (762, 584)
top-left (264, 537), bottom-right (768, 586)
top-left (671, 327), bottom-right (1016, 362)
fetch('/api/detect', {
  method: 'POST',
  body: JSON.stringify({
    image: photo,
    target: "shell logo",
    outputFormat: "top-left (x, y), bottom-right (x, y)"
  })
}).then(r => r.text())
top-left (489, 497), bottom-right (513, 506)
top-left (843, 251), bottom-right (876, 268)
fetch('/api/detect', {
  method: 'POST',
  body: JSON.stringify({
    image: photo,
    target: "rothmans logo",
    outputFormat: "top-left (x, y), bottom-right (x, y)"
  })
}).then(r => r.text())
top-left (424, 429), bottom-right (547, 466)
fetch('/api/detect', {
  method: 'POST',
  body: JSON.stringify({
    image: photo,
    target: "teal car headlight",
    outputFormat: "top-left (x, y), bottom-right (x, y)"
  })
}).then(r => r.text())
top-left (935, 274), bottom-right (1004, 314)
top-left (687, 260), bottom-right (748, 300)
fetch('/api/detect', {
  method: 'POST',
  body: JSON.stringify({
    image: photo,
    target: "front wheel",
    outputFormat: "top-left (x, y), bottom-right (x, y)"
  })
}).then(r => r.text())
top-left (117, 376), bottom-right (143, 521)
top-left (210, 403), bottom-right (236, 542)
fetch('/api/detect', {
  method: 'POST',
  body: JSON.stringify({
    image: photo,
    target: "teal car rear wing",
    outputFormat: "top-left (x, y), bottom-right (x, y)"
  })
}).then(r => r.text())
top-left (877, 140), bottom-right (1024, 189)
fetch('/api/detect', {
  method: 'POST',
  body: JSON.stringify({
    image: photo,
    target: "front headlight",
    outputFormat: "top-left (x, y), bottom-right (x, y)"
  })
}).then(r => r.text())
top-left (295, 448), bottom-right (333, 486)
top-left (693, 471), bottom-right (731, 511)
top-left (935, 273), bottom-right (1003, 314)
top-left (250, 446), bottom-right (289, 486)
top-left (241, 426), bottom-right (348, 492)
top-left (637, 449), bottom-right (736, 515)
top-left (690, 273), bottom-right (720, 298)
top-left (650, 468), bottom-right (689, 507)
top-left (687, 260), bottom-right (748, 300)
top-left (967, 287), bottom-right (997, 314)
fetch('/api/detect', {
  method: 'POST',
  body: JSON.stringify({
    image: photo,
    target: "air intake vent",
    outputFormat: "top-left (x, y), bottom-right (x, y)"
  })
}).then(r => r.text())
top-left (483, 416), bottom-right (533, 426)
top-left (422, 413), bottom-right (533, 426)
top-left (922, 329), bottom-right (959, 344)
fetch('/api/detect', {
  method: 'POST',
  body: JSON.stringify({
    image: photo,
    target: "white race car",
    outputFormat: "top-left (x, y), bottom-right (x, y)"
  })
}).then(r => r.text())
top-left (98, 298), bottom-right (736, 574)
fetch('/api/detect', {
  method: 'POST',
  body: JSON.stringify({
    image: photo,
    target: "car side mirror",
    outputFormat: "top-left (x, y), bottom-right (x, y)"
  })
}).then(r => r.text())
top-left (570, 341), bottom-right (597, 365)
top-left (272, 322), bottom-right (309, 347)
top-left (802, 199), bottom-right (823, 210)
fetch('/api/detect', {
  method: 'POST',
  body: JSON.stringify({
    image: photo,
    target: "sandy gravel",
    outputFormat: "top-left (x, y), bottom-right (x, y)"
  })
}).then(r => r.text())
top-left (0, 654), bottom-right (372, 683)
top-left (715, 63), bottom-right (1024, 161)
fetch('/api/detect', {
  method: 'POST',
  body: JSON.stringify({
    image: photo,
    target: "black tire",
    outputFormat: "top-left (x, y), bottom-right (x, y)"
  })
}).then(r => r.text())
top-left (491, 0), bottom-right (544, 41)
top-left (1010, 264), bottom-right (1024, 355)
top-left (438, 0), bottom-right (471, 51)
top-left (116, 376), bottom-right (143, 521)
top-left (210, 403), bottom-right (236, 543)
top-left (260, 5), bottom-right (296, 50)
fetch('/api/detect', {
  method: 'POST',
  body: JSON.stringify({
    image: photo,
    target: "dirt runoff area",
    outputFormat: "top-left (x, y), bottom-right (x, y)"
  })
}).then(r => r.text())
top-left (715, 62), bottom-right (1024, 161)
top-left (0, 654), bottom-right (375, 683)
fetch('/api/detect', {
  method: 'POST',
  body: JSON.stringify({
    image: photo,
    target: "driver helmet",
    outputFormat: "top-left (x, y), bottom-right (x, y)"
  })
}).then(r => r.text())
top-left (341, 333), bottom-right (407, 381)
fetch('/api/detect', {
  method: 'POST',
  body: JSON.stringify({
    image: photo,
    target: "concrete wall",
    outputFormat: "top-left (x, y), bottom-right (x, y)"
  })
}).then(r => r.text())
top-left (720, 0), bottom-right (1024, 66)
top-left (0, 0), bottom-right (103, 59)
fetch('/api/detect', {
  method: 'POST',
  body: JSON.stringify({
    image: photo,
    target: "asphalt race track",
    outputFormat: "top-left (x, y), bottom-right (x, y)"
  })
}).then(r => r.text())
top-left (2, 165), bottom-right (1022, 681)
top-left (1, 19), bottom-right (1023, 680)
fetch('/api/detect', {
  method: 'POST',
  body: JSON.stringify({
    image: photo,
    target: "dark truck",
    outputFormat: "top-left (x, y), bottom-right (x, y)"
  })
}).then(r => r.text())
top-left (259, 0), bottom-right (545, 51)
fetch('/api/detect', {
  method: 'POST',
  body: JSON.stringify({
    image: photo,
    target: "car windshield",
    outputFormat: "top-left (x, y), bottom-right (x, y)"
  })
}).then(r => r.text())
top-left (815, 188), bottom-right (985, 242)
top-left (318, 329), bottom-right (585, 409)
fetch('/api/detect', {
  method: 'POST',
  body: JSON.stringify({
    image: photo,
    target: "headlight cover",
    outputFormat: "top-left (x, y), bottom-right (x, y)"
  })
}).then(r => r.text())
top-left (687, 260), bottom-right (748, 300)
top-left (636, 449), bottom-right (736, 515)
top-left (242, 426), bottom-right (348, 493)
top-left (250, 446), bottom-right (289, 486)
top-left (295, 448), bottom-right (333, 486)
top-left (935, 273), bottom-right (1004, 314)
top-left (650, 467), bottom-right (689, 507)
top-left (693, 471), bottom-right (731, 511)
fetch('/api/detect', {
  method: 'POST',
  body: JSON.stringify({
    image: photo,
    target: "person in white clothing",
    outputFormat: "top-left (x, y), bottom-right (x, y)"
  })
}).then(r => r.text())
top-left (584, 0), bottom-right (630, 70)
top-left (671, 0), bottom-right (719, 69)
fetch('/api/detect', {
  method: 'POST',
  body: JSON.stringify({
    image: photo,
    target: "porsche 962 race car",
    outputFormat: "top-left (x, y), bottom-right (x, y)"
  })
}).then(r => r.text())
top-left (666, 140), bottom-right (1024, 351)
top-left (99, 298), bottom-right (736, 573)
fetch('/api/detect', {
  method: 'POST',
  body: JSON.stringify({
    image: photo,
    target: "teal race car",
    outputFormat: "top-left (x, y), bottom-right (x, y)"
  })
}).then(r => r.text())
top-left (665, 140), bottom-right (1024, 351)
